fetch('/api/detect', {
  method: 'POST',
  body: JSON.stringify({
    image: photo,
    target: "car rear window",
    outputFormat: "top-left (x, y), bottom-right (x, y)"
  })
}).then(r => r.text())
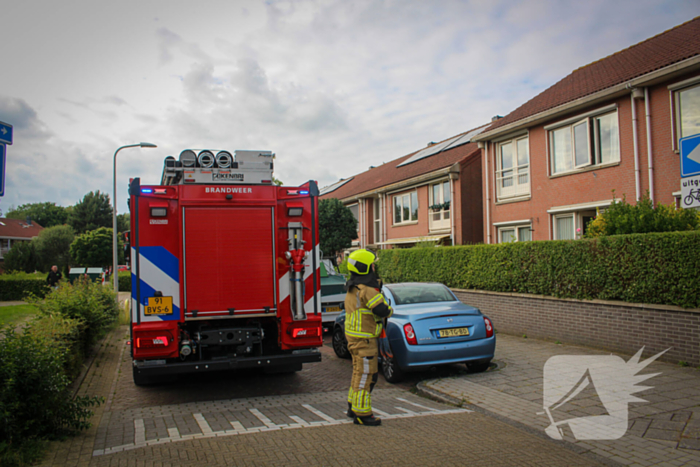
top-left (385, 284), bottom-right (456, 305)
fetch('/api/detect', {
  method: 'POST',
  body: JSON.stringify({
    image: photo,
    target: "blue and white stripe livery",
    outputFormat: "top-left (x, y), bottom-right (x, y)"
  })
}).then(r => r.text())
top-left (131, 246), bottom-right (180, 322)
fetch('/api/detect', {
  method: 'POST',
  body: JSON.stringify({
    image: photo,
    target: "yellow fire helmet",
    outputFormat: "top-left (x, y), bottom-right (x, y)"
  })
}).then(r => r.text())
top-left (347, 249), bottom-right (376, 275)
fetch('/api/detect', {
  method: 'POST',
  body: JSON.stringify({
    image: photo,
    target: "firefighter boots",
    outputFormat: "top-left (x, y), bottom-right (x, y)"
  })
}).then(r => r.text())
top-left (354, 414), bottom-right (382, 426)
top-left (347, 402), bottom-right (355, 418)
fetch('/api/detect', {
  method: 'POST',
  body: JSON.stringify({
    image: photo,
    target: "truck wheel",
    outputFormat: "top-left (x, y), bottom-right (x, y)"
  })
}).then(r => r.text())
top-left (263, 363), bottom-right (302, 374)
top-left (133, 367), bottom-right (156, 386)
top-left (332, 327), bottom-right (351, 359)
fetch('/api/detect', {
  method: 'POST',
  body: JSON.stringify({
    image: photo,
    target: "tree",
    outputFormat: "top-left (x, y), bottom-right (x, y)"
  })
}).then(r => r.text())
top-left (2, 241), bottom-right (38, 273)
top-left (68, 191), bottom-right (113, 234)
top-left (319, 198), bottom-right (358, 265)
top-left (34, 225), bottom-right (75, 273)
top-left (5, 202), bottom-right (68, 228)
top-left (117, 213), bottom-right (130, 233)
top-left (70, 227), bottom-right (123, 268)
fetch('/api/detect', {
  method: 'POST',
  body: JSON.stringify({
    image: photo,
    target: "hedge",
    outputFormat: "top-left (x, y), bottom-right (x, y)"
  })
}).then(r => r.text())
top-left (0, 272), bottom-right (49, 301)
top-left (377, 231), bottom-right (700, 309)
top-left (118, 271), bottom-right (131, 292)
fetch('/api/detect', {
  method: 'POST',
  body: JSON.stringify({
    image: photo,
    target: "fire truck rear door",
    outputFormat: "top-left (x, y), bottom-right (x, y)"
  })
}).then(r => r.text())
top-left (183, 207), bottom-right (276, 318)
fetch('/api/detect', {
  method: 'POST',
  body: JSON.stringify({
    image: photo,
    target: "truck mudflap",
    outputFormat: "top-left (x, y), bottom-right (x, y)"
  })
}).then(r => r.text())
top-left (133, 348), bottom-right (321, 377)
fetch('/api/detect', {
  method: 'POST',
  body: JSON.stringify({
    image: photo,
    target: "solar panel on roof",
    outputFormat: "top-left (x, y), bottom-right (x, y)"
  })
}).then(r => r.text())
top-left (320, 177), bottom-right (354, 195)
top-left (396, 126), bottom-right (487, 167)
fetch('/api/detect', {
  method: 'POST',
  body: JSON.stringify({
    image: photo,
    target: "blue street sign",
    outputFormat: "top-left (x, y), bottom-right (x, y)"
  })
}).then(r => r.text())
top-left (0, 144), bottom-right (5, 197)
top-left (0, 121), bottom-right (12, 145)
top-left (680, 133), bottom-right (700, 178)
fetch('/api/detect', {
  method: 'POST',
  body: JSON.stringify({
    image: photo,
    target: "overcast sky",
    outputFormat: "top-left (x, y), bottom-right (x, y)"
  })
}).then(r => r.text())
top-left (1, 0), bottom-right (698, 217)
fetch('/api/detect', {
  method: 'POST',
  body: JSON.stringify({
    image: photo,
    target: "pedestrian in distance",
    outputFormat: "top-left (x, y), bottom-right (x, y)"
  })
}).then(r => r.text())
top-left (46, 265), bottom-right (62, 289)
top-left (344, 249), bottom-right (393, 426)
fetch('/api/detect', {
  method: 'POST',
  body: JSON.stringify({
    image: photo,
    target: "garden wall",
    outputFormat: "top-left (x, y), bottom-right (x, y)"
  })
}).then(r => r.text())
top-left (452, 288), bottom-right (700, 367)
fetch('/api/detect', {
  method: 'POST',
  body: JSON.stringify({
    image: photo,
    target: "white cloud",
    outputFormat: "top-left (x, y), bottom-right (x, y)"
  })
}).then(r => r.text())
top-left (0, 0), bottom-right (698, 216)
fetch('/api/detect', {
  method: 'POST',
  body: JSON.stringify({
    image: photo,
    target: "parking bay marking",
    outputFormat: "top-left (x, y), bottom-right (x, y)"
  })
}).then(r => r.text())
top-left (94, 396), bottom-right (471, 456)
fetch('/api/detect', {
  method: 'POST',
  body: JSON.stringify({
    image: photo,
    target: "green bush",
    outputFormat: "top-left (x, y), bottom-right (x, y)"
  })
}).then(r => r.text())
top-left (0, 317), bottom-right (101, 458)
top-left (28, 280), bottom-right (118, 353)
top-left (586, 194), bottom-right (700, 237)
top-left (118, 271), bottom-right (131, 292)
top-left (378, 231), bottom-right (700, 308)
top-left (0, 272), bottom-right (49, 301)
top-left (2, 241), bottom-right (39, 273)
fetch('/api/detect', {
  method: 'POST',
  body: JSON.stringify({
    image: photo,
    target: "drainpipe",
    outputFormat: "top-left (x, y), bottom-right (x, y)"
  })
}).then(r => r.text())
top-left (629, 86), bottom-right (643, 201)
top-left (449, 174), bottom-right (456, 246)
top-left (645, 87), bottom-right (655, 203)
top-left (479, 141), bottom-right (491, 244)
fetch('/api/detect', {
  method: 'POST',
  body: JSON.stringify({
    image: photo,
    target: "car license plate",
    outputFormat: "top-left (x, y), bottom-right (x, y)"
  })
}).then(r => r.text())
top-left (438, 327), bottom-right (469, 338)
top-left (145, 296), bottom-right (173, 315)
top-left (324, 306), bottom-right (341, 313)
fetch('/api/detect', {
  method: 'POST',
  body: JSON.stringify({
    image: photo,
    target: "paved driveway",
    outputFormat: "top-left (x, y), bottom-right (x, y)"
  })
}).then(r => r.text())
top-left (38, 326), bottom-right (609, 466)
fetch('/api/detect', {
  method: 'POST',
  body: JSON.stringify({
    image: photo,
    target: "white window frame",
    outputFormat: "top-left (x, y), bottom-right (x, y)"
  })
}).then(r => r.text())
top-left (553, 210), bottom-right (597, 240)
top-left (496, 136), bottom-right (530, 200)
top-left (497, 224), bottom-right (532, 243)
top-left (373, 198), bottom-right (381, 244)
top-left (393, 191), bottom-right (418, 225)
top-left (429, 180), bottom-right (451, 230)
top-left (548, 108), bottom-right (620, 176)
top-left (674, 81), bottom-right (700, 148)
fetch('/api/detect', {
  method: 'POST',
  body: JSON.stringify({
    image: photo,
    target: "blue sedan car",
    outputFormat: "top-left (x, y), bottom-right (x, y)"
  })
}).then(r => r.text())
top-left (332, 282), bottom-right (496, 383)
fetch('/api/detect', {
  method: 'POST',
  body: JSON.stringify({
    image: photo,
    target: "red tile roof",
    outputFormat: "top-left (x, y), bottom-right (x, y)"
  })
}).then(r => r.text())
top-left (0, 218), bottom-right (44, 239)
top-left (486, 17), bottom-right (700, 133)
top-left (320, 126), bottom-right (486, 200)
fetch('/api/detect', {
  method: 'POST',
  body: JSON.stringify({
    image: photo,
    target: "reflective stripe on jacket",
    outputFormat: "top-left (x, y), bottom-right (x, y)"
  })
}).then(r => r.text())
top-left (344, 284), bottom-right (392, 339)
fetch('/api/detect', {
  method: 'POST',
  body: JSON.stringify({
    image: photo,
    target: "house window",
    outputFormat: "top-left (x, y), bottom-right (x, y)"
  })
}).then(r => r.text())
top-left (429, 181), bottom-right (450, 230)
top-left (393, 191), bottom-right (418, 225)
top-left (553, 210), bottom-right (596, 240)
top-left (496, 136), bottom-right (529, 199)
top-left (678, 84), bottom-right (700, 140)
top-left (550, 110), bottom-right (619, 175)
top-left (498, 225), bottom-right (532, 243)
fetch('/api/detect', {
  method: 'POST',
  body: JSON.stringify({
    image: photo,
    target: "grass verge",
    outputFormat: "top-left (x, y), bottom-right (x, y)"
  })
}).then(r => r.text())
top-left (0, 304), bottom-right (39, 327)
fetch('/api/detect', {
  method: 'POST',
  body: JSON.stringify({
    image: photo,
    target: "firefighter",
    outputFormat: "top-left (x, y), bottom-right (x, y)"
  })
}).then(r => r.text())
top-left (344, 249), bottom-right (392, 426)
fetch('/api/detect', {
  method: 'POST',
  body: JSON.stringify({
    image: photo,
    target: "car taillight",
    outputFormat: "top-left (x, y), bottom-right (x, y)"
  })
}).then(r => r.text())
top-left (403, 323), bottom-right (417, 345)
top-left (137, 336), bottom-right (169, 348)
top-left (484, 317), bottom-right (494, 338)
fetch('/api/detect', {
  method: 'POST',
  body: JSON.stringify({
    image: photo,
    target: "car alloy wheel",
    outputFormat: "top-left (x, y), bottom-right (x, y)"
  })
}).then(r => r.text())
top-left (467, 360), bottom-right (491, 373)
top-left (332, 327), bottom-right (351, 359)
top-left (381, 355), bottom-right (404, 383)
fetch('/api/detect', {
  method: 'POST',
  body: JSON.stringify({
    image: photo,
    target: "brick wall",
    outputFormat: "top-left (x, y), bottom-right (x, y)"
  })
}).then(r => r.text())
top-left (452, 288), bottom-right (700, 366)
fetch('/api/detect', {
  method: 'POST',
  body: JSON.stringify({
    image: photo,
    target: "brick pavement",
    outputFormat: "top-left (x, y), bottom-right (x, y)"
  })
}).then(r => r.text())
top-left (421, 334), bottom-right (700, 467)
top-left (37, 325), bottom-right (613, 466)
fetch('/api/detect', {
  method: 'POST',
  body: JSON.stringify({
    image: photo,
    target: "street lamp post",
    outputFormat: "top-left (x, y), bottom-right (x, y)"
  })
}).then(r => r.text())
top-left (113, 143), bottom-right (157, 297)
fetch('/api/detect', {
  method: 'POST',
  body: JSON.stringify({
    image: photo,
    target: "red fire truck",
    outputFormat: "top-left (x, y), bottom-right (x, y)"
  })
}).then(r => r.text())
top-left (128, 149), bottom-right (323, 385)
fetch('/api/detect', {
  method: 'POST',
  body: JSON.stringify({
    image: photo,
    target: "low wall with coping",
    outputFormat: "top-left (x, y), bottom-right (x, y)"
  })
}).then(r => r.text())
top-left (451, 288), bottom-right (700, 367)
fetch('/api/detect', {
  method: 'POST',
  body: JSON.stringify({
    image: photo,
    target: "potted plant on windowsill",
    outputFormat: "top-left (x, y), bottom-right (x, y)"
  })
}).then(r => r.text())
top-left (429, 204), bottom-right (443, 212)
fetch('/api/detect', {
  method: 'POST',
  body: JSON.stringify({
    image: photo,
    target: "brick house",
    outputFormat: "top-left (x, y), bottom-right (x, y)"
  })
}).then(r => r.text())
top-left (319, 124), bottom-right (488, 251)
top-left (472, 18), bottom-right (700, 243)
top-left (0, 217), bottom-right (44, 260)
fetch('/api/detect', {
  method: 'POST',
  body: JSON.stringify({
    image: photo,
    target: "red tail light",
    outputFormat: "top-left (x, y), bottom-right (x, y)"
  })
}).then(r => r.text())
top-left (484, 317), bottom-right (494, 338)
top-left (292, 327), bottom-right (320, 338)
top-left (403, 324), bottom-right (417, 345)
top-left (136, 336), bottom-right (169, 348)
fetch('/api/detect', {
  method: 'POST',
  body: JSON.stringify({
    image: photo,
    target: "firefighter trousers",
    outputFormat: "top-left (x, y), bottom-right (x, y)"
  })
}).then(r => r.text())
top-left (346, 336), bottom-right (379, 417)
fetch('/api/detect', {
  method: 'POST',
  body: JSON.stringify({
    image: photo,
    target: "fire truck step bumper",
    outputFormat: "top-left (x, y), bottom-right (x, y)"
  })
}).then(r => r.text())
top-left (133, 349), bottom-right (321, 376)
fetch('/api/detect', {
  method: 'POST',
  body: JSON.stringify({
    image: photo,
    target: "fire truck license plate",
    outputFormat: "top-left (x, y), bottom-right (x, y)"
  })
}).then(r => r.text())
top-left (145, 297), bottom-right (173, 315)
top-left (437, 327), bottom-right (469, 338)
top-left (324, 306), bottom-right (341, 313)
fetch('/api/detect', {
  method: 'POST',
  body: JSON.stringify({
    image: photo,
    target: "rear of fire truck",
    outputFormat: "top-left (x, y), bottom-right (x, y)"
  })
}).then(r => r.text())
top-left (129, 149), bottom-right (323, 385)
